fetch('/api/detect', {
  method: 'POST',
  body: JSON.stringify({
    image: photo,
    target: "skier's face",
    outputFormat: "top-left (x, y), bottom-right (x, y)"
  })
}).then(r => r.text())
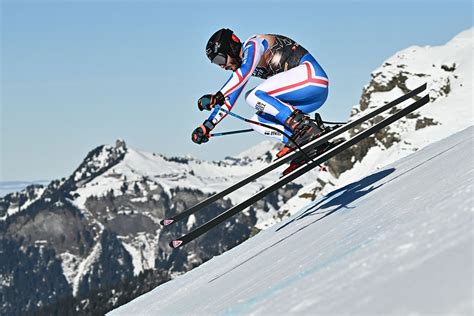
top-left (221, 56), bottom-right (239, 71)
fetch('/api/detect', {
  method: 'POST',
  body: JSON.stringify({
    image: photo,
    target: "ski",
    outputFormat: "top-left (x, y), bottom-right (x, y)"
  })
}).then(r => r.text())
top-left (160, 83), bottom-right (427, 227)
top-left (170, 94), bottom-right (430, 248)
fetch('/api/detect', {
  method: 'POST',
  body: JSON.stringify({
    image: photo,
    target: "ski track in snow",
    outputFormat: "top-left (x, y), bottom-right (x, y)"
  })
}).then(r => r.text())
top-left (109, 126), bottom-right (473, 315)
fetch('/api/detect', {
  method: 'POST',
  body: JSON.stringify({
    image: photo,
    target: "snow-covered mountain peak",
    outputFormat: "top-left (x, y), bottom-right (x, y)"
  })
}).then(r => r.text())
top-left (446, 27), bottom-right (473, 47)
top-left (72, 139), bottom-right (128, 187)
top-left (365, 28), bottom-right (472, 110)
top-left (70, 139), bottom-right (307, 211)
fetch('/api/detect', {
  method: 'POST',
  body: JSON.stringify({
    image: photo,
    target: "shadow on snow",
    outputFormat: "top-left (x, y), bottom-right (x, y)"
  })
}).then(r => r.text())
top-left (276, 168), bottom-right (396, 232)
top-left (208, 139), bottom-right (467, 283)
top-left (208, 168), bottom-right (395, 283)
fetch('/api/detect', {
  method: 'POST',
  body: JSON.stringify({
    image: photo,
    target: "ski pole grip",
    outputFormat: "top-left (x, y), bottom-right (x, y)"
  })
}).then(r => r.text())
top-left (198, 92), bottom-right (225, 111)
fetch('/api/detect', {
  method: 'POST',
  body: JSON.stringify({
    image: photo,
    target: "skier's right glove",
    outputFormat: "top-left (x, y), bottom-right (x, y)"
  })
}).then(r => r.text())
top-left (191, 120), bottom-right (215, 144)
top-left (197, 92), bottom-right (225, 111)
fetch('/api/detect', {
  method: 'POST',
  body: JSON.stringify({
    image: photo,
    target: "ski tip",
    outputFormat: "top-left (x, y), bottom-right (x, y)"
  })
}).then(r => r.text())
top-left (170, 240), bottom-right (183, 249)
top-left (160, 219), bottom-right (174, 226)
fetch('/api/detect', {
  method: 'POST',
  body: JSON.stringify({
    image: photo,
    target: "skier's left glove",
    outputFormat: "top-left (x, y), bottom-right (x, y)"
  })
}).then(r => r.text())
top-left (197, 92), bottom-right (225, 111)
top-left (191, 120), bottom-right (215, 144)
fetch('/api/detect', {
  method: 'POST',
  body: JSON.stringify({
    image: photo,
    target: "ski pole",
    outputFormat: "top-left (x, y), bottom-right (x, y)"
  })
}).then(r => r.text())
top-left (214, 105), bottom-right (314, 163)
top-left (209, 129), bottom-right (254, 138)
top-left (209, 130), bottom-right (329, 173)
top-left (322, 120), bottom-right (347, 125)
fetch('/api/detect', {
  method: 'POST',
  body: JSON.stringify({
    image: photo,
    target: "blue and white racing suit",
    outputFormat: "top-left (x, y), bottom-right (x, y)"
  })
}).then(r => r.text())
top-left (207, 34), bottom-right (329, 144)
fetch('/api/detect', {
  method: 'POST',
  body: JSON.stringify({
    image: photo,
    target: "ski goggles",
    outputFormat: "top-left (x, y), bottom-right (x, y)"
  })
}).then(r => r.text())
top-left (210, 52), bottom-right (227, 66)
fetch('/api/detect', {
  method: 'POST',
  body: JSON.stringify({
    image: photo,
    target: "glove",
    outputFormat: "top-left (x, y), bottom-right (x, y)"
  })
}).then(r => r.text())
top-left (191, 120), bottom-right (215, 144)
top-left (198, 94), bottom-right (214, 111)
top-left (197, 91), bottom-right (225, 111)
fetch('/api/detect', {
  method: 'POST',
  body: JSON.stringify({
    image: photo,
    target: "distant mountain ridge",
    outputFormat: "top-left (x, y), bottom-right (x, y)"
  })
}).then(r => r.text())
top-left (0, 180), bottom-right (50, 197)
top-left (0, 136), bottom-right (305, 315)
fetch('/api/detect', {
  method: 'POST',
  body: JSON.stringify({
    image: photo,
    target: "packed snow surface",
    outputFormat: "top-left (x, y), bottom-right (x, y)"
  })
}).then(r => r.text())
top-left (109, 126), bottom-right (473, 315)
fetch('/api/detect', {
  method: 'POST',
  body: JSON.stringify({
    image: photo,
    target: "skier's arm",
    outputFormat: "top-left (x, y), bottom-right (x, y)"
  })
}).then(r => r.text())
top-left (207, 37), bottom-right (268, 126)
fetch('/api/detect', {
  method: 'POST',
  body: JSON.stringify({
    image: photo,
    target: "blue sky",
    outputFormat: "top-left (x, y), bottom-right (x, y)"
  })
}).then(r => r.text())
top-left (1, 0), bottom-right (472, 181)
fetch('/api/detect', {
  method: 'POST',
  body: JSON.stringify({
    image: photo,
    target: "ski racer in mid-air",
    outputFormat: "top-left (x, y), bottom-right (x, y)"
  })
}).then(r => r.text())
top-left (192, 28), bottom-right (332, 174)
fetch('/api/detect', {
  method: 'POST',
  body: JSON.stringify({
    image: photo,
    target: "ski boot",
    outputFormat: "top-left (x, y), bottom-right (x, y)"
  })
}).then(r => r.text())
top-left (275, 111), bottom-right (336, 177)
top-left (276, 111), bottom-right (329, 159)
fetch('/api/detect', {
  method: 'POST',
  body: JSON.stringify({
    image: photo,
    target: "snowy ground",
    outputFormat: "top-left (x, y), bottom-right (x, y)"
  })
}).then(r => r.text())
top-left (110, 126), bottom-right (473, 315)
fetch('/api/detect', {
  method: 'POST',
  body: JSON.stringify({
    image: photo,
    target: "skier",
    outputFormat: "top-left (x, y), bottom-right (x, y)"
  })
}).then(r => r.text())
top-left (192, 28), bottom-right (331, 174)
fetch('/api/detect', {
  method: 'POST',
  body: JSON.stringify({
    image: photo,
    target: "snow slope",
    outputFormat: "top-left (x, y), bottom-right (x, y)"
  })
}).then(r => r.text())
top-left (109, 126), bottom-right (473, 315)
